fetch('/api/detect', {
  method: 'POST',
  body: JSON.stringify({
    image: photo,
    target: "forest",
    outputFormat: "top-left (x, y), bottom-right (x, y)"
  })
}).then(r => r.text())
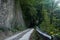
top-left (0, 0), bottom-right (60, 40)
top-left (20, 0), bottom-right (60, 36)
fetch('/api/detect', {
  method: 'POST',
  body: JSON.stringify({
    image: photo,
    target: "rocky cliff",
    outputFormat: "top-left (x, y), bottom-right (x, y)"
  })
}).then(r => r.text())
top-left (0, 0), bottom-right (25, 30)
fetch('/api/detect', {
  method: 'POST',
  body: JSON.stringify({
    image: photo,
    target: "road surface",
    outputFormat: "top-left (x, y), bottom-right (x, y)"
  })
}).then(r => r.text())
top-left (4, 29), bottom-right (34, 40)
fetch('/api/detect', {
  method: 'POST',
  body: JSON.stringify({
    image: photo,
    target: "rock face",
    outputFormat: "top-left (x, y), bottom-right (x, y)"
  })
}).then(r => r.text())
top-left (0, 0), bottom-right (25, 29)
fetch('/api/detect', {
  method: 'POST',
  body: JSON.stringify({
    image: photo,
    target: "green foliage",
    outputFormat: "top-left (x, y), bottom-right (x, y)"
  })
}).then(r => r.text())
top-left (11, 21), bottom-right (26, 32)
top-left (39, 3), bottom-right (60, 35)
top-left (0, 28), bottom-right (4, 32)
top-left (20, 0), bottom-right (60, 36)
top-left (20, 0), bottom-right (43, 27)
top-left (40, 21), bottom-right (59, 35)
top-left (30, 30), bottom-right (41, 40)
top-left (11, 25), bottom-right (25, 32)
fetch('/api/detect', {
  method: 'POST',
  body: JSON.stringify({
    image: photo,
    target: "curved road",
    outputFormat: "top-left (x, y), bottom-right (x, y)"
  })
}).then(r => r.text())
top-left (4, 29), bottom-right (34, 40)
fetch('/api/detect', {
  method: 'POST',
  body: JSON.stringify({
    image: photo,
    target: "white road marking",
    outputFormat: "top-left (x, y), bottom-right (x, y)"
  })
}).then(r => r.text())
top-left (4, 29), bottom-right (30, 40)
top-left (19, 29), bottom-right (34, 40)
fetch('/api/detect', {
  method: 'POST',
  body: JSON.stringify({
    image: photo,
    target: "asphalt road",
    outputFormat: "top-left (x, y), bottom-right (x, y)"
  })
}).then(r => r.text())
top-left (4, 28), bottom-right (34, 40)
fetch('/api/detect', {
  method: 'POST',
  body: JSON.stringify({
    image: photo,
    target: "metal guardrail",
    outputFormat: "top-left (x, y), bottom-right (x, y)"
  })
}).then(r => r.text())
top-left (36, 27), bottom-right (52, 40)
top-left (36, 27), bottom-right (60, 40)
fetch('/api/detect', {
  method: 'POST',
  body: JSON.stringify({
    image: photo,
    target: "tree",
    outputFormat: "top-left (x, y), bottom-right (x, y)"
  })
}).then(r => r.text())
top-left (20, 0), bottom-right (43, 27)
